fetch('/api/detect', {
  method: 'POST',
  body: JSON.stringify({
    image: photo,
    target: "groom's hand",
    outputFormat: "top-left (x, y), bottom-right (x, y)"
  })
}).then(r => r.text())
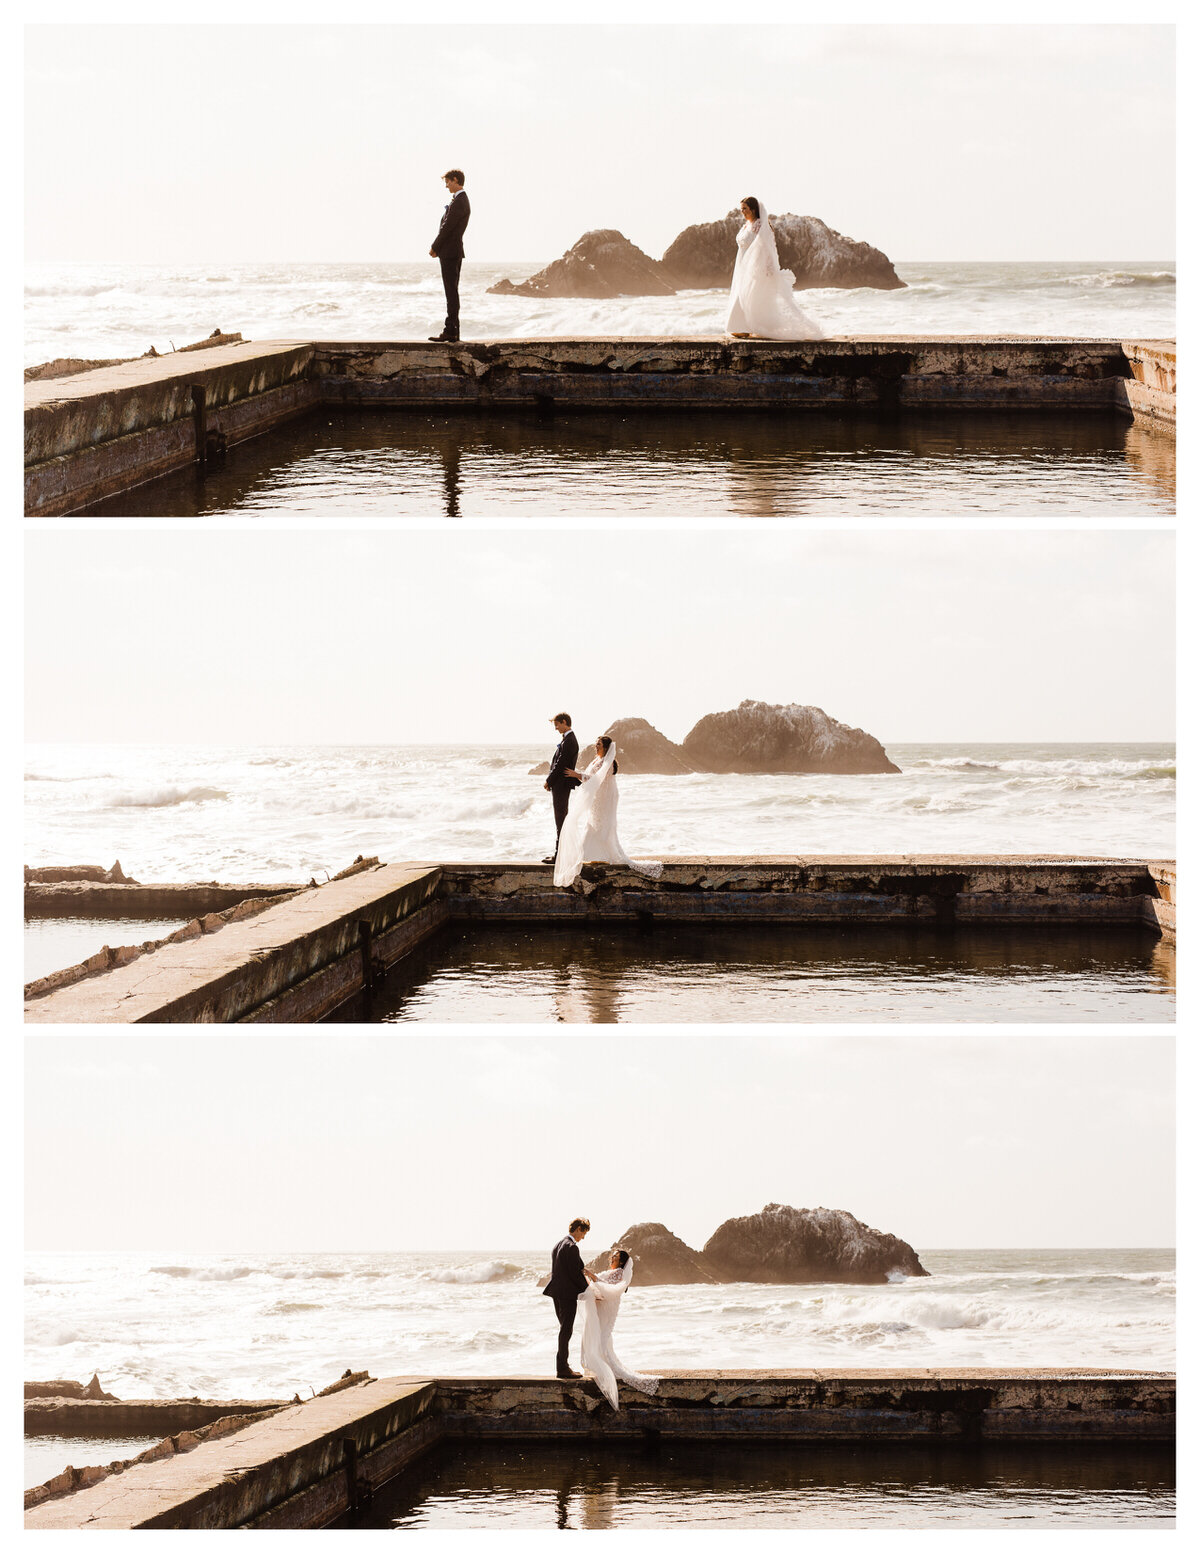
top-left (544, 781), bottom-right (550, 790)
top-left (429, 247), bottom-right (437, 258)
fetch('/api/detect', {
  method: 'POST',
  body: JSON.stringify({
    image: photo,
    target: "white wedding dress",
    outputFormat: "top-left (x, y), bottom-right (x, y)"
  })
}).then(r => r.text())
top-left (725, 205), bottom-right (825, 341)
top-left (579, 1262), bottom-right (661, 1410)
top-left (553, 744), bottom-right (663, 888)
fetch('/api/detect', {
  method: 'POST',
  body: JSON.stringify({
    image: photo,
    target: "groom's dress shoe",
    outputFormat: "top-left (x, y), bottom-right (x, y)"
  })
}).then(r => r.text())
top-left (557, 1369), bottom-right (582, 1380)
top-left (428, 332), bottom-right (460, 343)
top-left (541, 855), bottom-right (556, 865)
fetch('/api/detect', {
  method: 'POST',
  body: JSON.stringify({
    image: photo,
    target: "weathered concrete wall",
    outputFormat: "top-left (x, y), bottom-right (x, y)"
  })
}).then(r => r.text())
top-left (442, 857), bottom-right (1175, 931)
top-left (25, 341), bottom-right (317, 515)
top-left (1117, 341), bottom-right (1176, 430)
top-left (432, 1371), bottom-right (1176, 1444)
top-left (315, 337), bottom-right (1134, 413)
top-left (24, 1371), bottom-right (1174, 1529)
top-left (24, 337), bottom-right (1174, 514)
top-left (24, 863), bottom-right (442, 1024)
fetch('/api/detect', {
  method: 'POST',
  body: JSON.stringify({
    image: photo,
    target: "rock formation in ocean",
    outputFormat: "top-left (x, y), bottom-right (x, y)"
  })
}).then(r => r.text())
top-left (601, 717), bottom-right (698, 775)
top-left (531, 702), bottom-right (898, 777)
top-left (591, 1204), bottom-right (927, 1287)
top-left (681, 700), bottom-right (900, 775)
top-left (488, 231), bottom-right (676, 299)
top-left (662, 212), bottom-right (905, 291)
top-left (587, 1222), bottom-right (718, 1286)
top-left (703, 1204), bottom-right (929, 1284)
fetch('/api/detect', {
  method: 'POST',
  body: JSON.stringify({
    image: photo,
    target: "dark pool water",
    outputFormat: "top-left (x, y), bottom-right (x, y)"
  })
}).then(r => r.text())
top-left (24, 917), bottom-right (188, 984)
top-left (82, 409), bottom-right (1174, 517)
top-left (326, 923), bottom-right (1174, 1024)
top-left (338, 1441), bottom-right (1175, 1529)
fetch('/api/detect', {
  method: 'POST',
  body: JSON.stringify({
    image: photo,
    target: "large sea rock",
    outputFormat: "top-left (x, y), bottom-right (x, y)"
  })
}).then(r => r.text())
top-left (587, 1222), bottom-right (718, 1286)
top-left (681, 700), bottom-right (900, 775)
top-left (703, 1204), bottom-right (928, 1285)
top-left (662, 211), bottom-right (905, 292)
top-left (587, 1205), bottom-right (927, 1287)
top-left (488, 230), bottom-right (676, 299)
top-left (602, 717), bottom-right (698, 775)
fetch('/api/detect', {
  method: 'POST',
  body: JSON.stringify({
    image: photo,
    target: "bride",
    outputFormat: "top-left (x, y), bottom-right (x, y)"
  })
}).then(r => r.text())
top-left (553, 736), bottom-right (663, 888)
top-left (579, 1249), bottom-right (660, 1410)
top-left (725, 196), bottom-right (825, 341)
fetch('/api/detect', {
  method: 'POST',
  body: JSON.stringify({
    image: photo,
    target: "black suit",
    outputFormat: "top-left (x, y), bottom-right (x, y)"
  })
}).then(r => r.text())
top-left (431, 190), bottom-right (470, 339)
top-left (545, 731), bottom-right (582, 857)
top-left (543, 1234), bottom-right (589, 1374)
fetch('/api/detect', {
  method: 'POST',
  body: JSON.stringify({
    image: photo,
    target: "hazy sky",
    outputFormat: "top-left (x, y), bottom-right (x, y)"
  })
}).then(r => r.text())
top-left (25, 23), bottom-right (1174, 263)
top-left (25, 1034), bottom-right (1174, 1252)
top-left (25, 528), bottom-right (1174, 744)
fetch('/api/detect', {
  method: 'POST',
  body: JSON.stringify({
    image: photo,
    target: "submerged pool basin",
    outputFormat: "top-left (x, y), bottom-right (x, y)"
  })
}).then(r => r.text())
top-left (336, 1439), bottom-right (1175, 1529)
top-left (23, 916), bottom-right (188, 985)
top-left (325, 922), bottom-right (1175, 1024)
top-left (81, 408), bottom-right (1174, 517)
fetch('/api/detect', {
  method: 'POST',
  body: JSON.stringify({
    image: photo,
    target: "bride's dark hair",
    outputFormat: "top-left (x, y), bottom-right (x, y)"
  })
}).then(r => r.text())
top-left (741, 196), bottom-right (760, 219)
top-left (613, 1248), bottom-right (631, 1268)
top-left (598, 735), bottom-right (618, 775)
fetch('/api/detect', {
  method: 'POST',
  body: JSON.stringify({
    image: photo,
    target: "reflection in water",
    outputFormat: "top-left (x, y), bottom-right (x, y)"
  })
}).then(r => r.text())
top-left (326, 923), bottom-right (1175, 1025)
top-left (340, 1441), bottom-right (1175, 1529)
top-left (82, 409), bottom-right (1175, 517)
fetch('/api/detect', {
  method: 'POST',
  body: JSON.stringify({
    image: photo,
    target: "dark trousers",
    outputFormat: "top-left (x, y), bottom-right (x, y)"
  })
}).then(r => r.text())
top-left (552, 787), bottom-right (571, 857)
top-left (439, 253), bottom-right (462, 337)
top-left (553, 1294), bottom-right (577, 1373)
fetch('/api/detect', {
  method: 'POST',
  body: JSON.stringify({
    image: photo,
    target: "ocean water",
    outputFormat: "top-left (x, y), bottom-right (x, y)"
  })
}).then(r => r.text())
top-left (23, 1248), bottom-right (1174, 1403)
top-left (24, 742), bottom-right (1175, 886)
top-left (24, 260), bottom-right (1174, 367)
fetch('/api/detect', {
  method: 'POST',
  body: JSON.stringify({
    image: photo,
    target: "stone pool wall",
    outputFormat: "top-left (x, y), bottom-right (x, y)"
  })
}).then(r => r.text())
top-left (23, 1370), bottom-right (1175, 1529)
top-left (23, 856), bottom-right (1175, 1024)
top-left (24, 336), bottom-right (1176, 514)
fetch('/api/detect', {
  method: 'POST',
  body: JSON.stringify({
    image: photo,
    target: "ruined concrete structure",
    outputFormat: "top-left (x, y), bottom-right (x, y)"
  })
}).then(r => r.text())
top-left (24, 336), bottom-right (1176, 515)
top-left (24, 1370), bottom-right (1175, 1529)
top-left (23, 856), bottom-right (1175, 1024)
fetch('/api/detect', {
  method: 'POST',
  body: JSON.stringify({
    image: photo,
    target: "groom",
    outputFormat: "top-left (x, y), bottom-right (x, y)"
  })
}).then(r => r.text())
top-left (543, 1216), bottom-right (596, 1378)
top-left (428, 169), bottom-right (470, 343)
top-left (542, 713), bottom-right (581, 865)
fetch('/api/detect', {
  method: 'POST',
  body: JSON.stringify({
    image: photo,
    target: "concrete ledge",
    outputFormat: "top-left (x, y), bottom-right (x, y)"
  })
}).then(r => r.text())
top-left (24, 1379), bottom-right (436, 1531)
top-left (24, 1371), bottom-right (1174, 1530)
top-left (25, 341), bottom-right (316, 515)
top-left (24, 1397), bottom-right (285, 1438)
top-left (23, 863), bottom-right (442, 1024)
top-left (24, 336), bottom-right (1174, 514)
top-left (23, 880), bottom-right (298, 920)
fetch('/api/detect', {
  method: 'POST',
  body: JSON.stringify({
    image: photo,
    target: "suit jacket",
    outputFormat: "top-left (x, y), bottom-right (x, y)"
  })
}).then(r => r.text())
top-left (432, 190), bottom-right (470, 259)
top-left (543, 1234), bottom-right (589, 1299)
top-left (546, 731), bottom-right (582, 792)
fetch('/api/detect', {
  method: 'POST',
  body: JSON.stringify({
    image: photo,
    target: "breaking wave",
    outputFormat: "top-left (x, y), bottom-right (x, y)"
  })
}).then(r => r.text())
top-left (104, 785), bottom-right (229, 808)
top-left (428, 1261), bottom-right (526, 1285)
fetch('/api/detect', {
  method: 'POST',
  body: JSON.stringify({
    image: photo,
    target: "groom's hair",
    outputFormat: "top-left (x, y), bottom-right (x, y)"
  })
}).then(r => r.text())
top-left (569, 1217), bottom-right (590, 1234)
top-left (555, 712), bottom-right (572, 727)
top-left (444, 168), bottom-right (465, 185)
